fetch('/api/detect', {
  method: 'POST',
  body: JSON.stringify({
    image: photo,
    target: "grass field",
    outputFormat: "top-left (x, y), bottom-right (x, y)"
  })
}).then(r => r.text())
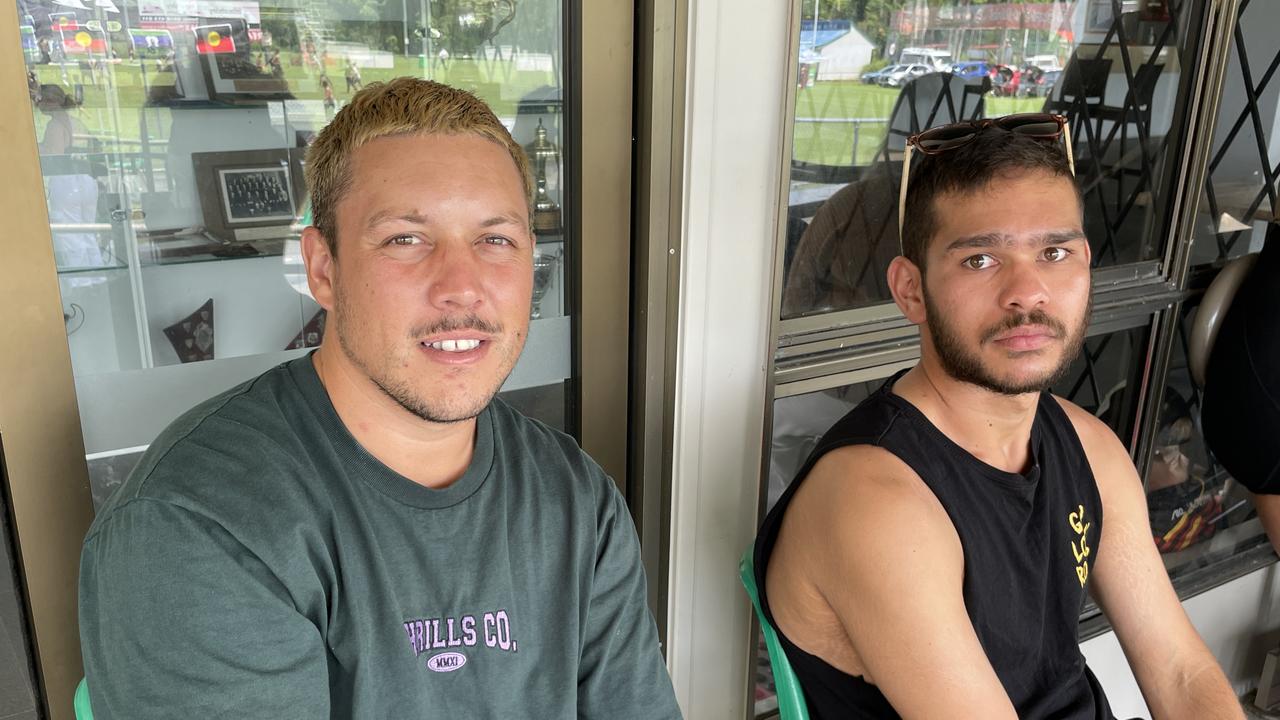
top-left (790, 80), bottom-right (1046, 167)
top-left (31, 59), bottom-right (1041, 177)
top-left (28, 51), bottom-right (557, 146)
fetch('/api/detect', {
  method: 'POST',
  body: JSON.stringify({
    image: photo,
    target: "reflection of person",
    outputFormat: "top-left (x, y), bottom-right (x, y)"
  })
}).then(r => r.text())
top-left (79, 78), bottom-right (681, 718)
top-left (320, 73), bottom-right (335, 114)
top-left (783, 72), bottom-right (991, 318)
top-left (782, 165), bottom-right (899, 316)
top-left (35, 83), bottom-right (104, 269)
top-left (756, 124), bottom-right (1238, 717)
top-left (344, 59), bottom-right (362, 92)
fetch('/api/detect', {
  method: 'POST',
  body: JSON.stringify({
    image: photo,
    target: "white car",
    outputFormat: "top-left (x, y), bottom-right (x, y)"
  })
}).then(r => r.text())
top-left (878, 64), bottom-right (932, 88)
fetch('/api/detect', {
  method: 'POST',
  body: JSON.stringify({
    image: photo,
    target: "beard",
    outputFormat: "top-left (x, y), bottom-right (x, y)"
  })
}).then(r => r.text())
top-left (924, 285), bottom-right (1090, 396)
top-left (334, 287), bottom-right (517, 424)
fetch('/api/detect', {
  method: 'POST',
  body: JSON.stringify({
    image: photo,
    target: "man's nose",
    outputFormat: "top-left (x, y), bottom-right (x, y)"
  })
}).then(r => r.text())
top-left (998, 260), bottom-right (1050, 311)
top-left (426, 245), bottom-right (484, 311)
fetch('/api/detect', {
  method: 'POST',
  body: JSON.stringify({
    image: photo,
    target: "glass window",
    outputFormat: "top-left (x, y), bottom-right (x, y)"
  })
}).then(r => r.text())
top-left (1156, 0), bottom-right (1279, 585)
top-left (1144, 298), bottom-right (1270, 584)
top-left (1052, 320), bottom-right (1153, 448)
top-left (783, 0), bottom-right (1209, 320)
top-left (17, 0), bottom-right (570, 507)
top-left (1189, 0), bottom-right (1278, 268)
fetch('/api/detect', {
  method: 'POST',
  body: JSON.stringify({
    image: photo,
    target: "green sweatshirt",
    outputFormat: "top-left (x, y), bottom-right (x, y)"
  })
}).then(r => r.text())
top-left (79, 356), bottom-right (681, 719)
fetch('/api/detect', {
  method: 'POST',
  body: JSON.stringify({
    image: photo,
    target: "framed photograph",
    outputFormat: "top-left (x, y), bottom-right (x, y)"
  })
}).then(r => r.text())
top-left (192, 149), bottom-right (306, 242)
top-left (218, 166), bottom-right (295, 225)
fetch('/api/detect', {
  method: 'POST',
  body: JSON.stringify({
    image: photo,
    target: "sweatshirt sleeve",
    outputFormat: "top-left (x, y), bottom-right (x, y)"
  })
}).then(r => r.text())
top-left (576, 484), bottom-right (683, 719)
top-left (78, 498), bottom-right (330, 719)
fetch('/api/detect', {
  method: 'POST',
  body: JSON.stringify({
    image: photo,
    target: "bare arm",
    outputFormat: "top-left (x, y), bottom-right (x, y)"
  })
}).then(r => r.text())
top-left (1061, 400), bottom-right (1242, 720)
top-left (769, 445), bottom-right (1018, 719)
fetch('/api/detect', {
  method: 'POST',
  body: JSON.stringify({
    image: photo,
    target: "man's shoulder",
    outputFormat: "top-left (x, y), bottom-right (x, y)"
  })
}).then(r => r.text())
top-left (798, 443), bottom-right (941, 523)
top-left (1048, 394), bottom-right (1127, 462)
top-left (486, 398), bottom-right (617, 501)
top-left (91, 360), bottom-right (318, 530)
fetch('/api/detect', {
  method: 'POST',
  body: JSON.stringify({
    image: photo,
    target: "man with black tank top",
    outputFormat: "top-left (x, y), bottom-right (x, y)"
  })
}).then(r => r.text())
top-left (755, 120), bottom-right (1240, 719)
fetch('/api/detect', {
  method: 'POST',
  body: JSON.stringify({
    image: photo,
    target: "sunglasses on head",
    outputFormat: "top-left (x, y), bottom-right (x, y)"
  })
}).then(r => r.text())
top-left (897, 113), bottom-right (1074, 250)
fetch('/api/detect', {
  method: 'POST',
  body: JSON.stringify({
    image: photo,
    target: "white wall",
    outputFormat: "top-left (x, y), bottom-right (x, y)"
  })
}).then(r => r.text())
top-left (818, 30), bottom-right (873, 81)
top-left (1083, 562), bottom-right (1280, 717)
top-left (664, 0), bottom-right (789, 716)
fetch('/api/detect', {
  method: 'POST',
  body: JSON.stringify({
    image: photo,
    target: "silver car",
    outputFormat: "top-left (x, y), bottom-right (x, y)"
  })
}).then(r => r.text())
top-left (879, 63), bottom-right (932, 88)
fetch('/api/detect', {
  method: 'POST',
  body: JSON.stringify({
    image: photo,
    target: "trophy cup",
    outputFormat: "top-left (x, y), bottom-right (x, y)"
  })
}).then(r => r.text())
top-left (531, 248), bottom-right (560, 319)
top-left (526, 118), bottom-right (562, 234)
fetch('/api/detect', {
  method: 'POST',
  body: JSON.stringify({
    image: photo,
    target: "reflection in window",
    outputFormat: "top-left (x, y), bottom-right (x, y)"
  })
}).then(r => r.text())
top-left (1156, 0), bottom-right (1280, 582)
top-left (1147, 297), bottom-right (1268, 582)
top-left (782, 0), bottom-right (1207, 320)
top-left (1192, 0), bottom-right (1279, 267)
top-left (1051, 321), bottom-right (1152, 448)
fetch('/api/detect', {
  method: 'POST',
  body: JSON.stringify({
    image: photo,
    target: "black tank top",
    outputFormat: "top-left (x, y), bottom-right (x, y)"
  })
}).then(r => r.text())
top-left (754, 373), bottom-right (1115, 719)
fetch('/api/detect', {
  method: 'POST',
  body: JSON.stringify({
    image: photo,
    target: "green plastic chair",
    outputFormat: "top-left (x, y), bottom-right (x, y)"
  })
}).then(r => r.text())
top-left (740, 548), bottom-right (810, 720)
top-left (74, 677), bottom-right (92, 719)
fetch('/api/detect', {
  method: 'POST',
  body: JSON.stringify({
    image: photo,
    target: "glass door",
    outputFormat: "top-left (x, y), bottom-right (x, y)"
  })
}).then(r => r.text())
top-left (12, 0), bottom-right (576, 510)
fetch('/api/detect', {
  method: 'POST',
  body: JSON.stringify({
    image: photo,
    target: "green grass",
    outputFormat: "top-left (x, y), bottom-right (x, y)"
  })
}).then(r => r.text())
top-left (33, 59), bottom-right (1043, 176)
top-left (29, 51), bottom-right (556, 147)
top-left (790, 80), bottom-right (1046, 167)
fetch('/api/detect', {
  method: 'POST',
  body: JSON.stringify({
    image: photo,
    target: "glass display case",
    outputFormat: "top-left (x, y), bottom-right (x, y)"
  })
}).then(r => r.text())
top-left (15, 0), bottom-right (574, 508)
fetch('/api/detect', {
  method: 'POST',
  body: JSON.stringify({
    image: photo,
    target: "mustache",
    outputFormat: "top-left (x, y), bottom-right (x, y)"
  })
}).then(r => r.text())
top-left (411, 314), bottom-right (503, 338)
top-left (980, 308), bottom-right (1067, 344)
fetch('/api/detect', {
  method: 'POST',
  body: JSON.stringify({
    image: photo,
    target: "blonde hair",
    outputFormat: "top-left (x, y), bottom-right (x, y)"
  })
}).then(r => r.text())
top-left (304, 77), bottom-right (533, 251)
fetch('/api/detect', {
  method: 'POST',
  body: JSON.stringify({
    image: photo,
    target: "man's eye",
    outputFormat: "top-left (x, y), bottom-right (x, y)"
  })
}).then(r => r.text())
top-left (1043, 246), bottom-right (1071, 262)
top-left (482, 235), bottom-right (513, 246)
top-left (963, 254), bottom-right (994, 270)
top-left (387, 235), bottom-right (420, 246)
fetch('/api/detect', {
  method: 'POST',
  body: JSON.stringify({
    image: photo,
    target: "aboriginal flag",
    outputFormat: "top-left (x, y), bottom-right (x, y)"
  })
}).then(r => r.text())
top-left (61, 27), bottom-right (107, 55)
top-left (194, 24), bottom-right (235, 54)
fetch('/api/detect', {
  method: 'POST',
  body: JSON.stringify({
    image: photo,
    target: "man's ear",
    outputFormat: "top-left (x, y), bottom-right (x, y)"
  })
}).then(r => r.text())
top-left (301, 226), bottom-right (337, 311)
top-left (887, 256), bottom-right (927, 325)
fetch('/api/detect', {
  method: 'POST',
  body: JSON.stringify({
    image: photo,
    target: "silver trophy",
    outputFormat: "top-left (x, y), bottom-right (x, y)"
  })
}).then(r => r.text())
top-left (526, 118), bottom-right (562, 234)
top-left (531, 249), bottom-right (560, 319)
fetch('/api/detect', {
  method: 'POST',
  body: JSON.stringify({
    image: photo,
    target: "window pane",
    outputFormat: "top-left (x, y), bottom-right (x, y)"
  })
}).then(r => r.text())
top-left (1147, 297), bottom-right (1270, 585)
top-left (1189, 0), bottom-right (1278, 267)
top-left (783, 0), bottom-right (1208, 320)
top-left (1051, 321), bottom-right (1153, 448)
top-left (1167, 0), bottom-right (1278, 582)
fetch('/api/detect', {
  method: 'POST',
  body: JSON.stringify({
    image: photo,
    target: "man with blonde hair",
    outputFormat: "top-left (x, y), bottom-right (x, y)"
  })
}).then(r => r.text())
top-left (79, 78), bottom-right (681, 718)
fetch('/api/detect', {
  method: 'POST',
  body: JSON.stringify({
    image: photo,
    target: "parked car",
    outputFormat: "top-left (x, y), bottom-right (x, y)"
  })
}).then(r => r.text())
top-left (950, 61), bottom-right (991, 82)
top-left (879, 64), bottom-right (931, 88)
top-left (898, 47), bottom-right (953, 71)
top-left (861, 64), bottom-right (901, 85)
